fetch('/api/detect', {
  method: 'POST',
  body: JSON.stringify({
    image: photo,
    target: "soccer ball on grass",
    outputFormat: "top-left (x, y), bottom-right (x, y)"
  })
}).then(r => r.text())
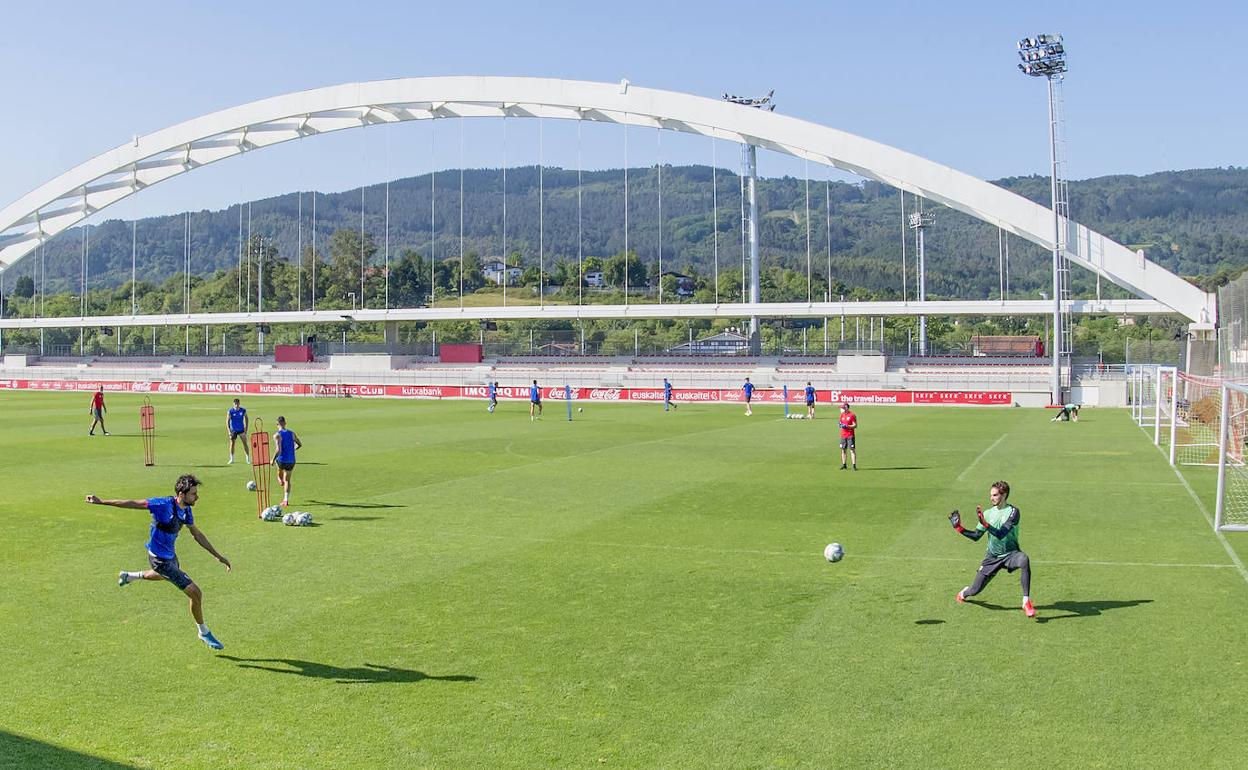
top-left (823, 542), bottom-right (845, 563)
top-left (260, 505), bottom-right (283, 522)
top-left (246, 480), bottom-right (257, 492)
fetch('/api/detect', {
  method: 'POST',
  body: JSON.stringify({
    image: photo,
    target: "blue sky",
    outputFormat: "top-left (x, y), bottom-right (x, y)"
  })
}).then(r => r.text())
top-left (1, 0), bottom-right (1243, 220)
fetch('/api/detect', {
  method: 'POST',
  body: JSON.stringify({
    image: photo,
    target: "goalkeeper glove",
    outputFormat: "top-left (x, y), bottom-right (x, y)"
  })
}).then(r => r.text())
top-left (976, 506), bottom-right (988, 528)
top-left (948, 509), bottom-right (965, 533)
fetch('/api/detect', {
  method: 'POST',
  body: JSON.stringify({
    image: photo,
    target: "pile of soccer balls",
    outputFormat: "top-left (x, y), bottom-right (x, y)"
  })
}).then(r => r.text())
top-left (282, 511), bottom-right (314, 527)
top-left (260, 505), bottom-right (283, 522)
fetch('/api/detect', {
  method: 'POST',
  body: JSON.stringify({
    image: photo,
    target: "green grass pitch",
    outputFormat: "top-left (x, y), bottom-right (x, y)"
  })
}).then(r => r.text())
top-left (1, 392), bottom-right (1246, 769)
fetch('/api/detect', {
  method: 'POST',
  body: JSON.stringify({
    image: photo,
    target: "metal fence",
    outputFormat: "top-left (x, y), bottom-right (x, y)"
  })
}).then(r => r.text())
top-left (1219, 272), bottom-right (1248, 379)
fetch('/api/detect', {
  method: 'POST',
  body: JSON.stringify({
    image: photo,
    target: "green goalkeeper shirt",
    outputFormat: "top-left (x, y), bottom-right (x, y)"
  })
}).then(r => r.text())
top-left (978, 504), bottom-right (1021, 557)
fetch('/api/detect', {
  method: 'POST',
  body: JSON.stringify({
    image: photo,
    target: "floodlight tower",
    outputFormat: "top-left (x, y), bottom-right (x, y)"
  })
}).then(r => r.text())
top-left (723, 90), bottom-right (775, 354)
top-left (1018, 33), bottom-right (1070, 403)
top-left (908, 207), bottom-right (934, 356)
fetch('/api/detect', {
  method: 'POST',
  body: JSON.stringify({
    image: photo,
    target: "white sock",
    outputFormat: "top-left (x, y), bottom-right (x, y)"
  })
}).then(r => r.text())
top-left (125, 571), bottom-right (145, 580)
top-left (197, 623), bottom-right (209, 635)
top-left (1023, 595), bottom-right (1030, 603)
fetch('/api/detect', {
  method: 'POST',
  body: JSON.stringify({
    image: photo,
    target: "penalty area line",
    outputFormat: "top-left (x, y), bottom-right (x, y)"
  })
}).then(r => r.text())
top-left (956, 433), bottom-right (1007, 483)
top-left (1141, 424), bottom-right (1248, 586)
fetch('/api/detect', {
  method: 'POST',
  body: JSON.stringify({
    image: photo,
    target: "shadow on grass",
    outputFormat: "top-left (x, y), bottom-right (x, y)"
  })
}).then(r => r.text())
top-left (0, 731), bottom-right (138, 769)
top-left (968, 598), bottom-right (1153, 622)
top-left (307, 499), bottom-right (404, 509)
top-left (327, 516), bottom-right (385, 521)
top-left (914, 619), bottom-right (946, 625)
top-left (218, 656), bottom-right (477, 684)
top-left (858, 466), bottom-right (929, 471)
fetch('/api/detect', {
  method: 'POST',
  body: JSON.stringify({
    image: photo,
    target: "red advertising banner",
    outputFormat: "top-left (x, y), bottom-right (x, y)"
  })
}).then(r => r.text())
top-left (0, 378), bottom-right (1011, 406)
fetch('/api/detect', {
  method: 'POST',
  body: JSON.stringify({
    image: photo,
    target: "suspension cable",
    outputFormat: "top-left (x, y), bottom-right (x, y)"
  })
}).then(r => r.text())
top-left (312, 190), bottom-right (318, 312)
top-left (460, 116), bottom-right (465, 309)
top-left (502, 116), bottom-right (507, 308)
top-left (657, 127), bottom-right (663, 305)
top-left (384, 127), bottom-right (390, 311)
top-left (539, 117), bottom-right (544, 308)
top-left (805, 158), bottom-right (811, 302)
top-left (712, 138), bottom-right (719, 304)
top-left (430, 119), bottom-right (436, 309)
top-left (577, 119), bottom-right (582, 307)
top-left (899, 191), bottom-right (908, 302)
top-left (826, 175), bottom-right (832, 302)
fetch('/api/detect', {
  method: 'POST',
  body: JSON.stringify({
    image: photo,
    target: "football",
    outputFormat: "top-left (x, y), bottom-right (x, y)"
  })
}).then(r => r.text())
top-left (577, 407), bottom-right (583, 413)
top-left (261, 505), bottom-right (283, 522)
top-left (824, 542), bottom-right (845, 563)
top-left (246, 480), bottom-right (257, 491)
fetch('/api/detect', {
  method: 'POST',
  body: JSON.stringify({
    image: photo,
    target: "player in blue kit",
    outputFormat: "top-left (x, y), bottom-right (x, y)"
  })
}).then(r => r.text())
top-left (743, 377), bottom-right (755, 416)
top-left (226, 398), bottom-right (249, 465)
top-left (85, 473), bottom-right (231, 650)
top-left (488, 381), bottom-right (498, 413)
top-left (664, 378), bottom-right (677, 411)
top-left (272, 416), bottom-right (303, 507)
top-left (805, 382), bottom-right (816, 419)
top-left (530, 380), bottom-right (543, 421)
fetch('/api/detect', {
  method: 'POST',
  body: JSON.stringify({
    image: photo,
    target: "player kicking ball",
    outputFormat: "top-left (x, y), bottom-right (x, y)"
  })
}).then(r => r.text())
top-left (949, 480), bottom-right (1035, 618)
top-left (85, 473), bottom-right (232, 649)
top-left (272, 415), bottom-right (303, 508)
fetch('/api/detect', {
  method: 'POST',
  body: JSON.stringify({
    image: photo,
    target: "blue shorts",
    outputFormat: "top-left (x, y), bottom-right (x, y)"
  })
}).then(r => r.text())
top-left (806, 399), bottom-right (815, 407)
top-left (230, 429), bottom-right (246, 440)
top-left (277, 461), bottom-right (295, 472)
top-left (148, 553), bottom-right (193, 590)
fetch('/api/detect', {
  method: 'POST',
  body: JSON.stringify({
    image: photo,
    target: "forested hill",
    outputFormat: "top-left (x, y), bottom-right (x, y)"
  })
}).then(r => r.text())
top-left (11, 165), bottom-right (1248, 299)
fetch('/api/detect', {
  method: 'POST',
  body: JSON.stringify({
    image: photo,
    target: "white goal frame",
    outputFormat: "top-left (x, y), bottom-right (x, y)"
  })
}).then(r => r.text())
top-left (1214, 380), bottom-right (1248, 532)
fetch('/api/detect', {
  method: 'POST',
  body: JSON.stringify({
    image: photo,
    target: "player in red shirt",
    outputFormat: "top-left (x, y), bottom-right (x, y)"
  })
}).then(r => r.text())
top-left (838, 402), bottom-right (857, 470)
top-left (89, 388), bottom-right (110, 436)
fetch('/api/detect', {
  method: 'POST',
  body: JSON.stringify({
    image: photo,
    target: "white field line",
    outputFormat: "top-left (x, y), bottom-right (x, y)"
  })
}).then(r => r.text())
top-left (956, 432), bottom-right (1007, 482)
top-left (1139, 422), bottom-right (1248, 585)
top-left (436, 530), bottom-right (1236, 570)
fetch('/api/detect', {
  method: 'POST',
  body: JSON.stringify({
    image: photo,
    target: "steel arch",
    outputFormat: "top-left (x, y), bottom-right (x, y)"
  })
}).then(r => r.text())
top-left (0, 76), bottom-right (1215, 323)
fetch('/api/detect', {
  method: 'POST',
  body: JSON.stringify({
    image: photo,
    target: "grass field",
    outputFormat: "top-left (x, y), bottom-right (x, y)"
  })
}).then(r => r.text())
top-left (1, 392), bottom-right (1246, 769)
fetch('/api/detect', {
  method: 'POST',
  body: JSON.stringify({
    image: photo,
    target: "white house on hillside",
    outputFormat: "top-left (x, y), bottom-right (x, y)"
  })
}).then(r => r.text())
top-left (483, 259), bottom-right (523, 286)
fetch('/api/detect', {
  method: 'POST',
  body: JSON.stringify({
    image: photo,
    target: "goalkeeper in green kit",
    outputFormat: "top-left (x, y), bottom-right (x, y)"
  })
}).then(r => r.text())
top-left (948, 480), bottom-right (1035, 618)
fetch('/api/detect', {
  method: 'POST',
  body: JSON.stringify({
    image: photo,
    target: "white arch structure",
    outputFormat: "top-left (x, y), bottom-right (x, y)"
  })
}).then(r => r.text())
top-left (0, 76), bottom-right (1215, 328)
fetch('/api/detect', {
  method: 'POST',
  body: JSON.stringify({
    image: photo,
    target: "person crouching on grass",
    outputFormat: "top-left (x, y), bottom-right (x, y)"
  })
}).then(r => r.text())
top-left (86, 473), bottom-right (232, 649)
top-left (949, 480), bottom-right (1035, 618)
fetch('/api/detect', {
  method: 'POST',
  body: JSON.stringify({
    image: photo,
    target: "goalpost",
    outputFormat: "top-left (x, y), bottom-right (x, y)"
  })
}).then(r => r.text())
top-left (1171, 372), bottom-right (1228, 467)
top-left (1129, 364), bottom-right (1160, 428)
top-left (1214, 380), bottom-right (1248, 531)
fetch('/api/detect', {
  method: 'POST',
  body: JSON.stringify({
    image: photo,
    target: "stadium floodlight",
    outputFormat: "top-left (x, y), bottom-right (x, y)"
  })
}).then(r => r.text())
top-left (721, 89), bottom-right (776, 353)
top-left (1017, 32), bottom-right (1068, 403)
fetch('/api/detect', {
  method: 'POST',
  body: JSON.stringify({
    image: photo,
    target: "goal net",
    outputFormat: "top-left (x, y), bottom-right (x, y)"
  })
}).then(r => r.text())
top-left (1174, 373), bottom-right (1229, 467)
top-left (312, 381), bottom-right (350, 398)
top-left (1214, 381), bottom-right (1248, 531)
top-left (1129, 364), bottom-right (1160, 429)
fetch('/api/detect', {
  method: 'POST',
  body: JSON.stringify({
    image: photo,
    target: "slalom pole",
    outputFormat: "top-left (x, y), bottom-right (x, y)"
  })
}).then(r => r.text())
top-left (140, 397), bottom-right (155, 466)
top-left (249, 418), bottom-right (273, 518)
